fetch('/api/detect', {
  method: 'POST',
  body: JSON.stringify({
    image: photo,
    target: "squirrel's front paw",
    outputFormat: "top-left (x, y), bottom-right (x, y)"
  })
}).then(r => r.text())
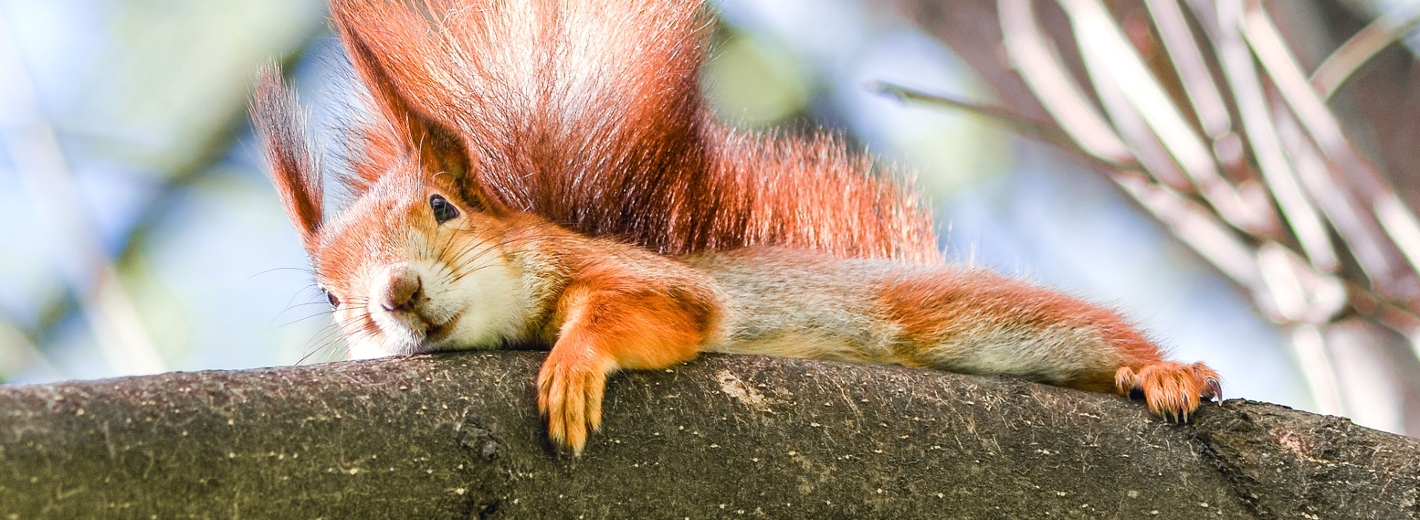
top-left (1115, 362), bottom-right (1221, 422)
top-left (536, 348), bottom-right (611, 455)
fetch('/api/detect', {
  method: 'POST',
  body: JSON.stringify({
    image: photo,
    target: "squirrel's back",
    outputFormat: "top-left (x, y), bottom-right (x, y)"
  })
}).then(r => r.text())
top-left (330, 0), bottom-right (940, 263)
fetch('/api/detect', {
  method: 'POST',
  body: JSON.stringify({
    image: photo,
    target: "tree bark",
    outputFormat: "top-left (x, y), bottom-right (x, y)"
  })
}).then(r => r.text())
top-left (0, 352), bottom-right (1416, 519)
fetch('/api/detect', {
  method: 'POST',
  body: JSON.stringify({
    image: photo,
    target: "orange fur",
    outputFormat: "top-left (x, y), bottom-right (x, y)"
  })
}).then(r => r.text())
top-left (1116, 362), bottom-right (1222, 422)
top-left (878, 268), bottom-right (1219, 415)
top-left (327, 0), bottom-right (940, 263)
top-left (540, 262), bottom-right (718, 453)
top-left (251, 68), bottom-right (322, 251)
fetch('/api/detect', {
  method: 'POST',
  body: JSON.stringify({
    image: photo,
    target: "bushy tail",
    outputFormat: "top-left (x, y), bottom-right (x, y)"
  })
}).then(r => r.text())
top-left (331, 0), bottom-right (940, 263)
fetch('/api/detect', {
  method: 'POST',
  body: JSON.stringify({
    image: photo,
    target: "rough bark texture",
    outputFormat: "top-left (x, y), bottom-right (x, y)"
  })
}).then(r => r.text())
top-left (0, 352), bottom-right (1416, 519)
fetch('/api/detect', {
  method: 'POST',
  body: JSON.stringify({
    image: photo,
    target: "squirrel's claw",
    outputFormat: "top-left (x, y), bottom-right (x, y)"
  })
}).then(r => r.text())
top-left (1204, 376), bottom-right (1223, 405)
top-left (1115, 362), bottom-right (1222, 422)
top-left (536, 348), bottom-right (610, 456)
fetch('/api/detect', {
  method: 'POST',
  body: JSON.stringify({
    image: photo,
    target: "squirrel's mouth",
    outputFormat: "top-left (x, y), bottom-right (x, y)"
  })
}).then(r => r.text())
top-left (420, 312), bottom-right (462, 348)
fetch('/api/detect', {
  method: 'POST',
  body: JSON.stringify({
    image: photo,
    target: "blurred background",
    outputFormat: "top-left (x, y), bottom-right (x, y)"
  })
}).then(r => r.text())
top-left (1, 0), bottom-right (1417, 436)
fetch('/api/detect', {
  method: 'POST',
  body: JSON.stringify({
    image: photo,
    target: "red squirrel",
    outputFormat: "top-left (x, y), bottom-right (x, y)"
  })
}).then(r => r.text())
top-left (252, 0), bottom-right (1221, 454)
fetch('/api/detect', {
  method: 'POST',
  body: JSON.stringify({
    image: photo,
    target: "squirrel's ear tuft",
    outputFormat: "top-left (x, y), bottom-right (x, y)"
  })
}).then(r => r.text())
top-left (252, 66), bottom-right (324, 253)
top-left (331, 1), bottom-right (485, 208)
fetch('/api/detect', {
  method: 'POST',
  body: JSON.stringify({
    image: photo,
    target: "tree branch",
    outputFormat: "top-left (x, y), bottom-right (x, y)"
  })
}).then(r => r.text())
top-left (0, 352), bottom-right (1415, 518)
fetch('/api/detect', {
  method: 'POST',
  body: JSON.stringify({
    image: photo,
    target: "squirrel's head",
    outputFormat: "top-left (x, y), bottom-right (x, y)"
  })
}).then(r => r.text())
top-left (313, 173), bottom-right (533, 359)
top-left (251, 65), bottom-right (532, 359)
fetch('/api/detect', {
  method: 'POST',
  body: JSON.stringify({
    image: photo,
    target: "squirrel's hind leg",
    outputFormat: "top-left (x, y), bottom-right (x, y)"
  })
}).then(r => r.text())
top-left (1114, 362), bottom-right (1222, 422)
top-left (875, 266), bottom-right (1223, 421)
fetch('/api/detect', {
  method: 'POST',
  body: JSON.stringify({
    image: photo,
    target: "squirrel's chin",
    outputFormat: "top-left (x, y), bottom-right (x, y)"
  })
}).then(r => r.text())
top-left (341, 324), bottom-right (427, 360)
top-left (421, 312), bottom-right (462, 346)
top-left (357, 313), bottom-right (465, 359)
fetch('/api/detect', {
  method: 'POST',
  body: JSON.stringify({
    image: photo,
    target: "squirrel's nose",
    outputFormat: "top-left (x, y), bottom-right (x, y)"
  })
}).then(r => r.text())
top-left (380, 265), bottom-right (423, 312)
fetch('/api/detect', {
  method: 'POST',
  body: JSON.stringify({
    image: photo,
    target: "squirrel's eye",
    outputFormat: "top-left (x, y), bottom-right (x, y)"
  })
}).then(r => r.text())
top-left (430, 194), bottom-right (460, 224)
top-left (325, 290), bottom-right (341, 308)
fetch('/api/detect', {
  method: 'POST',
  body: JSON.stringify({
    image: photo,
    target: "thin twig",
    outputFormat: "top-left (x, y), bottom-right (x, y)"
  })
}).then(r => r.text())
top-left (1078, 46), bottom-right (1196, 191)
top-left (873, 82), bottom-right (1130, 167)
top-left (1310, 2), bottom-right (1420, 100)
top-left (997, 0), bottom-right (1136, 165)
